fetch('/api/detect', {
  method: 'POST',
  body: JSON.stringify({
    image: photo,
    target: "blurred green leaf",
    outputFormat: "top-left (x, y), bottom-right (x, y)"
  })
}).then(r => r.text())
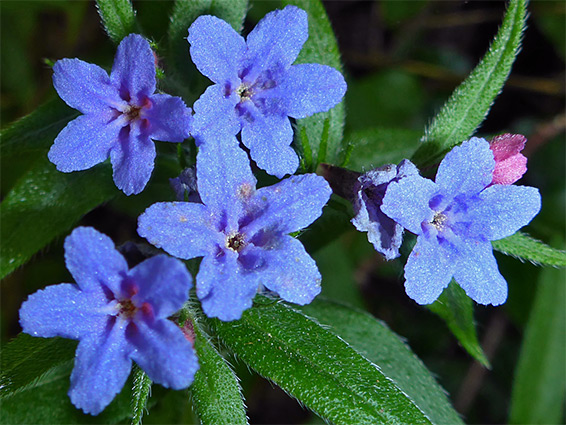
top-left (189, 319), bottom-right (247, 425)
top-left (412, 0), bottom-right (527, 167)
top-left (131, 367), bottom-right (152, 425)
top-left (509, 265), bottom-right (565, 424)
top-left (210, 295), bottom-right (436, 424)
top-left (0, 158), bottom-right (117, 279)
top-left (301, 298), bottom-right (464, 425)
top-left (283, 0), bottom-right (346, 168)
top-left (344, 127), bottom-right (421, 171)
top-left (96, 0), bottom-right (139, 44)
top-left (428, 281), bottom-right (490, 367)
top-left (492, 231), bottom-right (566, 267)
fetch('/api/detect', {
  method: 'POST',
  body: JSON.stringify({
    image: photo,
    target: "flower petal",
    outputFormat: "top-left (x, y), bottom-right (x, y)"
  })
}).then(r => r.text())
top-left (468, 184), bottom-right (541, 241)
top-left (110, 124), bottom-right (156, 195)
top-left (138, 202), bottom-right (219, 259)
top-left (64, 227), bottom-right (128, 295)
top-left (453, 239), bottom-right (508, 305)
top-left (48, 114), bottom-right (121, 172)
top-left (190, 84), bottom-right (240, 141)
top-left (404, 236), bottom-right (457, 304)
top-left (246, 6), bottom-right (308, 77)
top-left (145, 94), bottom-right (191, 142)
top-left (110, 34), bottom-right (156, 103)
top-left (68, 322), bottom-right (132, 415)
top-left (277, 64), bottom-right (346, 118)
top-left (435, 137), bottom-right (494, 199)
top-left (257, 236), bottom-right (322, 305)
top-left (53, 58), bottom-right (122, 114)
top-left (128, 319), bottom-right (198, 389)
top-left (188, 15), bottom-right (246, 85)
top-left (129, 255), bottom-right (192, 319)
top-left (240, 107), bottom-right (298, 178)
top-left (19, 284), bottom-right (109, 340)
top-left (196, 253), bottom-right (258, 321)
top-left (381, 174), bottom-right (437, 235)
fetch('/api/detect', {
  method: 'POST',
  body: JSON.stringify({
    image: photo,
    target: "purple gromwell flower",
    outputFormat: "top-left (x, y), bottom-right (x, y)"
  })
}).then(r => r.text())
top-left (19, 227), bottom-right (198, 415)
top-left (138, 139), bottom-right (332, 321)
top-left (49, 34), bottom-right (192, 195)
top-left (489, 133), bottom-right (528, 185)
top-left (352, 160), bottom-right (419, 260)
top-left (187, 6), bottom-right (347, 178)
top-left (381, 137), bottom-right (541, 306)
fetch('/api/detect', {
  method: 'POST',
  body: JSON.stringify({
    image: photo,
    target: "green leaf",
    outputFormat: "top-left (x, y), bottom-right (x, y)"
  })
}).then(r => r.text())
top-left (492, 231), bottom-right (566, 267)
top-left (300, 298), bottom-right (464, 425)
top-left (283, 0), bottom-right (346, 168)
top-left (189, 318), bottom-right (248, 425)
top-left (509, 265), bottom-right (566, 424)
top-left (209, 296), bottom-right (435, 424)
top-left (96, 0), bottom-right (138, 44)
top-left (412, 0), bottom-right (527, 167)
top-left (344, 127), bottom-right (421, 171)
top-left (0, 334), bottom-right (77, 398)
top-left (428, 281), bottom-right (490, 367)
top-left (0, 158), bottom-right (117, 279)
top-left (167, 0), bottom-right (248, 102)
top-left (131, 367), bottom-right (152, 425)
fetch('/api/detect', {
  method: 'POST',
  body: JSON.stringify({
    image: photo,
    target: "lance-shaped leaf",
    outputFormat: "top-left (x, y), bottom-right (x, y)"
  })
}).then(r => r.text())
top-left (492, 231), bottom-right (566, 267)
top-left (210, 295), bottom-right (440, 424)
top-left (96, 0), bottom-right (139, 44)
top-left (131, 367), bottom-right (152, 425)
top-left (283, 0), bottom-right (346, 168)
top-left (412, 0), bottom-right (527, 167)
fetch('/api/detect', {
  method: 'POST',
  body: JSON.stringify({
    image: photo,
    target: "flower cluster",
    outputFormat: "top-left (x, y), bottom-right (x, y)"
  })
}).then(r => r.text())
top-left (23, 6), bottom-right (342, 415)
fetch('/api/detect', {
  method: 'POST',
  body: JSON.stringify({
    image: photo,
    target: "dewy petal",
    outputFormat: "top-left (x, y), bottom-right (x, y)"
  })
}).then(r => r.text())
top-left (145, 94), bottom-right (191, 142)
top-left (257, 236), bottom-right (321, 305)
top-left (110, 34), bottom-right (156, 103)
top-left (245, 6), bottom-right (308, 77)
top-left (196, 253), bottom-right (259, 321)
top-left (129, 255), bottom-right (192, 319)
top-left (19, 284), bottom-right (109, 340)
top-left (243, 174), bottom-right (331, 236)
top-left (64, 227), bottom-right (128, 295)
top-left (278, 64), bottom-right (346, 119)
top-left (53, 58), bottom-right (122, 114)
top-left (435, 137), bottom-right (495, 199)
top-left (468, 184), bottom-right (541, 241)
top-left (381, 174), bottom-right (437, 235)
top-left (110, 124), bottom-right (156, 195)
top-left (68, 323), bottom-right (132, 415)
top-left (404, 236), bottom-right (457, 304)
top-left (187, 15), bottom-right (246, 85)
top-left (138, 202), bottom-right (219, 260)
top-left (128, 319), bottom-right (198, 389)
top-left (240, 107), bottom-right (298, 178)
top-left (491, 154), bottom-right (527, 185)
top-left (453, 239), bottom-right (508, 305)
top-left (191, 84), bottom-right (240, 141)
top-left (48, 113), bottom-right (121, 172)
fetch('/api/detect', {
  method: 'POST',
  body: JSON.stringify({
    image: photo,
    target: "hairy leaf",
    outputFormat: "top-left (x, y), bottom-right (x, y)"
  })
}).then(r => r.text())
top-left (96, 0), bottom-right (138, 44)
top-left (493, 231), bottom-right (566, 267)
top-left (131, 367), bottom-right (152, 425)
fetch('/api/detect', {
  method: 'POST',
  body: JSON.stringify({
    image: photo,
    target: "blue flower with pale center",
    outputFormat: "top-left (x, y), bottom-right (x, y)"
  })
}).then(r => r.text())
top-left (352, 159), bottom-right (419, 260)
top-left (49, 34), bottom-right (192, 195)
top-left (188, 6), bottom-right (347, 178)
top-left (19, 227), bottom-right (198, 415)
top-left (138, 140), bottom-right (332, 321)
top-left (381, 138), bottom-right (541, 305)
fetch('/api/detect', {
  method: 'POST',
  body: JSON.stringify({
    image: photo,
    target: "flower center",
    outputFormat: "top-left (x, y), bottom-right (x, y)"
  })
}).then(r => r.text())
top-left (236, 84), bottom-right (254, 102)
top-left (118, 299), bottom-right (138, 319)
top-left (124, 104), bottom-right (143, 122)
top-left (226, 232), bottom-right (246, 252)
top-left (431, 212), bottom-right (448, 231)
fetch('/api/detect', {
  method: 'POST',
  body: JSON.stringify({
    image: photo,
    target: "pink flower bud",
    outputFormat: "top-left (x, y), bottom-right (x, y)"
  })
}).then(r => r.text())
top-left (489, 133), bottom-right (528, 185)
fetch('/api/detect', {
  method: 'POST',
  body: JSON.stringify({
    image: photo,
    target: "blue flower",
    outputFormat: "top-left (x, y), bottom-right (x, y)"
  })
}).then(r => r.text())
top-left (48, 34), bottom-right (192, 195)
top-left (138, 140), bottom-right (332, 321)
top-left (188, 6), bottom-right (347, 178)
top-left (351, 160), bottom-right (419, 260)
top-left (381, 138), bottom-right (541, 305)
top-left (19, 227), bottom-right (198, 415)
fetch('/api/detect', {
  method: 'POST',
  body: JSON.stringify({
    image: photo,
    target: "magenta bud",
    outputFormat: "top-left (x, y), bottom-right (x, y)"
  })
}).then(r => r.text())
top-left (489, 133), bottom-right (528, 185)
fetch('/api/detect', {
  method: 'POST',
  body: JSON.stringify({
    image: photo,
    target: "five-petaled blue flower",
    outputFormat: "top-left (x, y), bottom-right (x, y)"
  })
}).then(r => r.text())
top-left (19, 227), bottom-right (198, 415)
top-left (381, 138), bottom-right (541, 305)
top-left (138, 139), bottom-right (332, 321)
top-left (352, 159), bottom-right (419, 260)
top-left (49, 34), bottom-right (192, 195)
top-left (188, 6), bottom-right (347, 178)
